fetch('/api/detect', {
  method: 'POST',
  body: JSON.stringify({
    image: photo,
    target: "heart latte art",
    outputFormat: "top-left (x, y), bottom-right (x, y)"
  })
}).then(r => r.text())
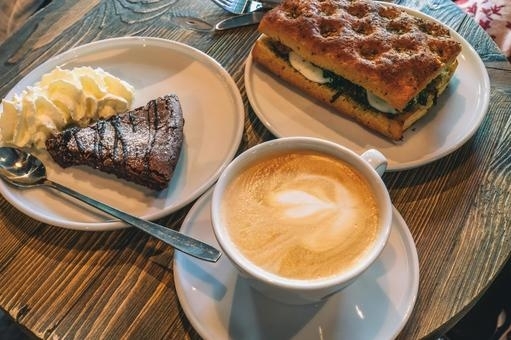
top-left (221, 152), bottom-right (379, 280)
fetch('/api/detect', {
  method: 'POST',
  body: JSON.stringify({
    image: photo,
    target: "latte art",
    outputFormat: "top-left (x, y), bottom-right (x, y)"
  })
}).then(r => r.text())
top-left (272, 178), bottom-right (338, 219)
top-left (221, 151), bottom-right (379, 280)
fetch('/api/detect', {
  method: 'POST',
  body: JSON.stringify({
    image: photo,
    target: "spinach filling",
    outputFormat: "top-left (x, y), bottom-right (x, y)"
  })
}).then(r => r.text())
top-left (323, 70), bottom-right (369, 106)
top-left (323, 70), bottom-right (438, 115)
top-left (323, 69), bottom-right (441, 116)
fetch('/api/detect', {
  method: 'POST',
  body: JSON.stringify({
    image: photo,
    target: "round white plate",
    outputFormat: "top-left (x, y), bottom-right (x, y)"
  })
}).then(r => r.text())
top-left (174, 188), bottom-right (420, 340)
top-left (244, 4), bottom-right (490, 171)
top-left (0, 37), bottom-right (244, 230)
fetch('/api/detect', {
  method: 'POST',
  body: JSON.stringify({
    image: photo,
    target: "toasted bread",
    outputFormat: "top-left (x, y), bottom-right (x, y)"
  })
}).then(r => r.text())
top-left (257, 0), bottom-right (461, 111)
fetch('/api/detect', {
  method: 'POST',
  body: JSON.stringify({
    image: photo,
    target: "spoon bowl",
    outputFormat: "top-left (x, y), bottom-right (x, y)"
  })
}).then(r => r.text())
top-left (0, 147), bottom-right (47, 186)
top-left (0, 146), bottom-right (221, 262)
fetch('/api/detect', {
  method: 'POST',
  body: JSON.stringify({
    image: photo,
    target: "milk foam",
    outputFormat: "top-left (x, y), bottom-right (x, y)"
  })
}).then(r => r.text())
top-left (222, 152), bottom-right (379, 280)
top-left (274, 188), bottom-right (336, 218)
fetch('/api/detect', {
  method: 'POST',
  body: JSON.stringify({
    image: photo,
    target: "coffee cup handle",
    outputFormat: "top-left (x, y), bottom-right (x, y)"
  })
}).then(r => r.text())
top-left (361, 149), bottom-right (387, 177)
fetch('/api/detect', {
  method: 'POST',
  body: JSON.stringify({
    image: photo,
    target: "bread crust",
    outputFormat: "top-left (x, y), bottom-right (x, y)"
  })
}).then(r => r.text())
top-left (258, 0), bottom-right (461, 111)
top-left (252, 36), bottom-right (457, 140)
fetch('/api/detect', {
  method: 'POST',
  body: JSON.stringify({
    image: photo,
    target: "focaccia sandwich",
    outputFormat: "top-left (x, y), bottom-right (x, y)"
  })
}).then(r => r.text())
top-left (252, 0), bottom-right (462, 140)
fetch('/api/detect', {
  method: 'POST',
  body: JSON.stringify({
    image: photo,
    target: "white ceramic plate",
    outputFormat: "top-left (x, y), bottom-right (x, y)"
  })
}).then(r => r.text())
top-left (0, 37), bottom-right (244, 230)
top-left (244, 4), bottom-right (490, 171)
top-left (174, 188), bottom-right (420, 340)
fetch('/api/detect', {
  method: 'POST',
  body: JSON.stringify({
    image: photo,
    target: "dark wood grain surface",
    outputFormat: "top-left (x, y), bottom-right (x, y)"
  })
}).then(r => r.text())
top-left (0, 0), bottom-right (510, 339)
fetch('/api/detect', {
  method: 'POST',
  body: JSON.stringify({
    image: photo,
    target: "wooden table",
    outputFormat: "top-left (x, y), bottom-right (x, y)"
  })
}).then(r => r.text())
top-left (0, 0), bottom-right (510, 339)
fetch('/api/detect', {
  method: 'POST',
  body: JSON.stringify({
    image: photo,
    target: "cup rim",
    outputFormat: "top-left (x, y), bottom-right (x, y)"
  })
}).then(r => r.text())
top-left (211, 136), bottom-right (393, 290)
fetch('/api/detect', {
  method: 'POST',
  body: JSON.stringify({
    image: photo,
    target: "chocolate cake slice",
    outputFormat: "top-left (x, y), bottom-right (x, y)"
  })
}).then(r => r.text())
top-left (45, 94), bottom-right (184, 190)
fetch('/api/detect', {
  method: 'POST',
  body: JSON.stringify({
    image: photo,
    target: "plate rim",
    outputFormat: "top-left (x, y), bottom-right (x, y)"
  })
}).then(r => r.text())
top-left (173, 188), bottom-right (420, 340)
top-left (244, 2), bottom-right (490, 171)
top-left (0, 36), bottom-right (245, 231)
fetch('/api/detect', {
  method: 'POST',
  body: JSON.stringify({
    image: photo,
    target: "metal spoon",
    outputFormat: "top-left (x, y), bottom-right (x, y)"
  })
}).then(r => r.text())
top-left (0, 146), bottom-right (221, 263)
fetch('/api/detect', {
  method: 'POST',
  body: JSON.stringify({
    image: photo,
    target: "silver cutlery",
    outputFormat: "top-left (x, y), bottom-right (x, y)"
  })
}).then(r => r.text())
top-left (0, 146), bottom-right (222, 263)
top-left (210, 0), bottom-right (280, 14)
top-left (215, 11), bottom-right (265, 30)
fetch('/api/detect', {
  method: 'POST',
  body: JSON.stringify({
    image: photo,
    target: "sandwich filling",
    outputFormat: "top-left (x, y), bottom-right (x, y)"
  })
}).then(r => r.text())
top-left (270, 38), bottom-right (449, 116)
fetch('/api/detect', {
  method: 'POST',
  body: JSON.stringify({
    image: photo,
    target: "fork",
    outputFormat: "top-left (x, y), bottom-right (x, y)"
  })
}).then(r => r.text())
top-left (210, 0), bottom-right (280, 14)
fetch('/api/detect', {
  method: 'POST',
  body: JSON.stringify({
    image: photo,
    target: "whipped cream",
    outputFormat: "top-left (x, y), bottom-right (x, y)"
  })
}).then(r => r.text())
top-left (0, 66), bottom-right (135, 148)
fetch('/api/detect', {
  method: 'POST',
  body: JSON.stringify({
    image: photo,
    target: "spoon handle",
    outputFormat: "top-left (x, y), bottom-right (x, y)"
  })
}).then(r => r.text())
top-left (44, 179), bottom-right (221, 262)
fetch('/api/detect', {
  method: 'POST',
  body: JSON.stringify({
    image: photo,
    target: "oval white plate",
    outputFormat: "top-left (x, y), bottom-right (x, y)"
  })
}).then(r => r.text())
top-left (244, 3), bottom-right (490, 171)
top-left (174, 188), bottom-right (420, 340)
top-left (0, 37), bottom-right (244, 230)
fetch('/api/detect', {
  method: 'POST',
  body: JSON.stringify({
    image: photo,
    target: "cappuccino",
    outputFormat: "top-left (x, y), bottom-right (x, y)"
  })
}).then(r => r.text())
top-left (220, 151), bottom-right (379, 281)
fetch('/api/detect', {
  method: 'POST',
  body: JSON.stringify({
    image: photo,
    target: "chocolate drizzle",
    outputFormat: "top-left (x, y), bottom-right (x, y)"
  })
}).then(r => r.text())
top-left (45, 94), bottom-right (185, 191)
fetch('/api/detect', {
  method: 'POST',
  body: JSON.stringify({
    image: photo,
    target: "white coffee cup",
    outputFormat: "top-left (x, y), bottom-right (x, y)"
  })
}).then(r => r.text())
top-left (211, 137), bottom-right (392, 304)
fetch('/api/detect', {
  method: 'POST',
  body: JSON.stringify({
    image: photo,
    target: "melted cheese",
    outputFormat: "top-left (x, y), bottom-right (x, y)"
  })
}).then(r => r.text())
top-left (366, 92), bottom-right (397, 114)
top-left (289, 52), bottom-right (331, 84)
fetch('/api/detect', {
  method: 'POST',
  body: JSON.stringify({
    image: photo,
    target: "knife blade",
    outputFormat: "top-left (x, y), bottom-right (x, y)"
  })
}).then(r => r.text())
top-left (215, 11), bottom-right (266, 31)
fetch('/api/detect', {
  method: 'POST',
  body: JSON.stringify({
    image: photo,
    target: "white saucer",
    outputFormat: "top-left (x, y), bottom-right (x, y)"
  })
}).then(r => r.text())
top-left (174, 188), bottom-right (420, 340)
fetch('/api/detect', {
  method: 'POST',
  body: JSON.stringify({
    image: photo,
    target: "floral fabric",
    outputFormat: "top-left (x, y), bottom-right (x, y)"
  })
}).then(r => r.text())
top-left (455, 0), bottom-right (511, 60)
